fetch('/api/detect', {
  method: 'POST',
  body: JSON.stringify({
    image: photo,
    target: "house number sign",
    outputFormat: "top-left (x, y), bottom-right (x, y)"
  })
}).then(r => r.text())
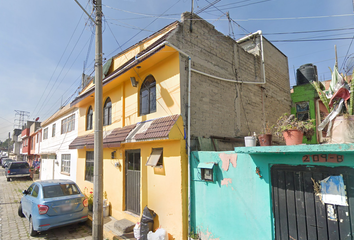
top-left (302, 154), bottom-right (344, 163)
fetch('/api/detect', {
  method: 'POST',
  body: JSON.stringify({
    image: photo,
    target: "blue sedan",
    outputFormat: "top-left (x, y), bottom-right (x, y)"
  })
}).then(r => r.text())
top-left (18, 179), bottom-right (88, 236)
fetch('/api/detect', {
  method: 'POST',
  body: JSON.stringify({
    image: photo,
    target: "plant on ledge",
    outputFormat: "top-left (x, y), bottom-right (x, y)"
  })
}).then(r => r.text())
top-left (273, 113), bottom-right (315, 145)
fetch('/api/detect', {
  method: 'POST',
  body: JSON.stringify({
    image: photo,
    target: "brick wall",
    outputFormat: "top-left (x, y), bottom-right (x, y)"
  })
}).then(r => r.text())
top-left (168, 12), bottom-right (291, 150)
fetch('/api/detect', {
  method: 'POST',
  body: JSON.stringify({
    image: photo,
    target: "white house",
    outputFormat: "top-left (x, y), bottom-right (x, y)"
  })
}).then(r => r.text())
top-left (40, 104), bottom-right (79, 182)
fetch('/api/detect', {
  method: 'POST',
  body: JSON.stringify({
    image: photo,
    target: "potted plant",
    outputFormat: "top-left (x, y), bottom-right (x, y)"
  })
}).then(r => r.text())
top-left (84, 187), bottom-right (94, 211)
top-left (258, 123), bottom-right (272, 146)
top-left (273, 113), bottom-right (315, 145)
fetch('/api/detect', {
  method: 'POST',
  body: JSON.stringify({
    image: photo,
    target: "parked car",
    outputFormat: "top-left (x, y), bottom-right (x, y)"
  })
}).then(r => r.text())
top-left (18, 179), bottom-right (88, 236)
top-left (5, 161), bottom-right (30, 181)
top-left (2, 158), bottom-right (14, 168)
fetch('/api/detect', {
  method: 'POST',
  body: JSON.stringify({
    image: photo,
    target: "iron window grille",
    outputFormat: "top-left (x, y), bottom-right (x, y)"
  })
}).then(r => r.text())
top-left (140, 75), bottom-right (156, 116)
top-left (85, 151), bottom-right (94, 182)
top-left (103, 98), bottom-right (112, 126)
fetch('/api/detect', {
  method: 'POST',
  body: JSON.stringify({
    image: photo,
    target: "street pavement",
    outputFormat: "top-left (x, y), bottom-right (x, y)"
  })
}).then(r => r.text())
top-left (0, 168), bottom-right (93, 240)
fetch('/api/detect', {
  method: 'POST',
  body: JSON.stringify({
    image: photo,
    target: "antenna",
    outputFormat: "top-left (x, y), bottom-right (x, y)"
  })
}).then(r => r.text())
top-left (194, 0), bottom-right (221, 15)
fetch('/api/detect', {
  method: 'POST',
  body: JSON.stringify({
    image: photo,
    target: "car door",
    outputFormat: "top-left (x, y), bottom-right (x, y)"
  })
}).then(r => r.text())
top-left (22, 183), bottom-right (37, 218)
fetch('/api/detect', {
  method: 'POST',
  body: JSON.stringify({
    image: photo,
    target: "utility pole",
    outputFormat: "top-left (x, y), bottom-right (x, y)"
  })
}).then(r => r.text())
top-left (7, 132), bottom-right (10, 157)
top-left (74, 0), bottom-right (103, 238)
top-left (93, 0), bottom-right (104, 239)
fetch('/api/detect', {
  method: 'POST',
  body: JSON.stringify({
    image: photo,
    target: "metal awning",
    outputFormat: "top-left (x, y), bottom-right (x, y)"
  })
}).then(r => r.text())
top-left (146, 148), bottom-right (163, 167)
top-left (197, 162), bottom-right (216, 169)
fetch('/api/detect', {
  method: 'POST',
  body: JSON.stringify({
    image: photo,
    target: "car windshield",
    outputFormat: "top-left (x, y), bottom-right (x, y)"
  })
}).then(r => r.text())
top-left (43, 184), bottom-right (80, 198)
top-left (10, 163), bottom-right (29, 169)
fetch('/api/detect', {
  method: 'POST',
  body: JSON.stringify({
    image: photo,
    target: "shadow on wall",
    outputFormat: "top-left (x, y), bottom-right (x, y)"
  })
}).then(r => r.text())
top-left (159, 84), bottom-right (174, 108)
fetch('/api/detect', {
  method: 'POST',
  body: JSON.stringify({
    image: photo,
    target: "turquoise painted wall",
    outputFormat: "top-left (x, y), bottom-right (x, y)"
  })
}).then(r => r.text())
top-left (191, 144), bottom-right (354, 240)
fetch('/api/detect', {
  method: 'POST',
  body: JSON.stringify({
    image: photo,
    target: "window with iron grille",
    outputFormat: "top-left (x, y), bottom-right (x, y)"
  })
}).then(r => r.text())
top-left (85, 151), bottom-right (94, 182)
top-left (43, 128), bottom-right (48, 140)
top-left (61, 154), bottom-right (71, 174)
top-left (103, 98), bottom-right (112, 126)
top-left (52, 123), bottom-right (56, 137)
top-left (86, 106), bottom-right (93, 130)
top-left (61, 114), bottom-right (75, 134)
top-left (140, 75), bottom-right (156, 116)
top-left (296, 101), bottom-right (310, 121)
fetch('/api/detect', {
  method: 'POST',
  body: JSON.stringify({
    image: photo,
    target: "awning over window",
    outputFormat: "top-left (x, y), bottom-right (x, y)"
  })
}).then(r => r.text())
top-left (146, 148), bottom-right (163, 167)
top-left (103, 124), bottom-right (136, 148)
top-left (126, 114), bottom-right (179, 142)
top-left (69, 114), bottom-right (180, 149)
top-left (69, 133), bottom-right (94, 149)
top-left (197, 162), bottom-right (216, 169)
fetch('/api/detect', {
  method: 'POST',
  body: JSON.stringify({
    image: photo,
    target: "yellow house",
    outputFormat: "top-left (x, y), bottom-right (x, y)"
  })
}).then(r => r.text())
top-left (69, 11), bottom-right (291, 240)
top-left (70, 20), bottom-right (188, 239)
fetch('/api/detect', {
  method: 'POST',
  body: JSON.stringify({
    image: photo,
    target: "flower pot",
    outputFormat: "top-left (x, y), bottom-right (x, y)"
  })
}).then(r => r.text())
top-left (258, 134), bottom-right (272, 146)
top-left (330, 116), bottom-right (354, 143)
top-left (244, 136), bottom-right (256, 147)
top-left (282, 130), bottom-right (303, 145)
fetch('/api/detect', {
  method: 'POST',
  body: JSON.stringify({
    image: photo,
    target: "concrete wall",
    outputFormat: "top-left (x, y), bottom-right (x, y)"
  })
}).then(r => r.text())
top-left (169, 12), bottom-right (291, 150)
top-left (191, 144), bottom-right (354, 240)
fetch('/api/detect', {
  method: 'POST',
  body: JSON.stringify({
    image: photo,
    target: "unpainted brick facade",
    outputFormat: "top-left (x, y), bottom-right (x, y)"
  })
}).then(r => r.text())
top-left (167, 12), bottom-right (291, 150)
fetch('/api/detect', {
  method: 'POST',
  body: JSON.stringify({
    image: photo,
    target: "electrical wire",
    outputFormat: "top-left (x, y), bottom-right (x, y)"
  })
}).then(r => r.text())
top-left (106, 0), bottom-right (182, 59)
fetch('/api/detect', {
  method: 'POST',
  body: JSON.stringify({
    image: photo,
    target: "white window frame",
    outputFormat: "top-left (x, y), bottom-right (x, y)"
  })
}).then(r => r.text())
top-left (43, 128), bottom-right (48, 140)
top-left (61, 154), bottom-right (71, 175)
top-left (61, 114), bottom-right (75, 134)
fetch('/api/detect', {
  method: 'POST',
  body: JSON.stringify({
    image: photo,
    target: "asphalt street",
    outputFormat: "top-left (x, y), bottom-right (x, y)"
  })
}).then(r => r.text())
top-left (0, 168), bottom-right (93, 240)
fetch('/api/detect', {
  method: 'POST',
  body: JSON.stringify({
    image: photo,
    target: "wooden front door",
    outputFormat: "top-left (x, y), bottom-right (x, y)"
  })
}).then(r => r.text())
top-left (271, 165), bottom-right (354, 240)
top-left (125, 150), bottom-right (141, 215)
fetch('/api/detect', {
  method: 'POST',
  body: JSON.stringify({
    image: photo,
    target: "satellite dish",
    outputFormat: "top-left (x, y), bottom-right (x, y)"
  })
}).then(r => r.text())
top-left (35, 117), bottom-right (39, 121)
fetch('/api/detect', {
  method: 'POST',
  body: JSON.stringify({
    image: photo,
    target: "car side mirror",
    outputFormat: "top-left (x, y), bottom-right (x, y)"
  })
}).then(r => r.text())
top-left (22, 190), bottom-right (28, 195)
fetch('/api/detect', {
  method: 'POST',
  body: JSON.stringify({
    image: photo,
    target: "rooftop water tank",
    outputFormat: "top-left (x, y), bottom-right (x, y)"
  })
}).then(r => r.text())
top-left (296, 63), bottom-right (318, 86)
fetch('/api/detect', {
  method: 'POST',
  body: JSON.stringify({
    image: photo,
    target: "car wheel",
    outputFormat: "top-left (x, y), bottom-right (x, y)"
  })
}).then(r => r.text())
top-left (6, 177), bottom-right (10, 182)
top-left (18, 204), bottom-right (25, 218)
top-left (29, 217), bottom-right (37, 236)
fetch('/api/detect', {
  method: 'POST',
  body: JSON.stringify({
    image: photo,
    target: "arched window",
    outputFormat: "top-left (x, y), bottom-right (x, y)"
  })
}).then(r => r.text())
top-left (103, 97), bottom-right (112, 126)
top-left (140, 75), bottom-right (156, 116)
top-left (86, 106), bottom-right (93, 130)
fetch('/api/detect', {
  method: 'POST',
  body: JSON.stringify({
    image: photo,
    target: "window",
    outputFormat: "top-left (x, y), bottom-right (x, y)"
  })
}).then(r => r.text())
top-left (146, 148), bottom-right (163, 167)
top-left (140, 75), bottom-right (156, 116)
top-left (43, 128), bottom-right (48, 140)
top-left (103, 98), bottom-right (112, 126)
top-left (61, 114), bottom-right (75, 134)
top-left (296, 101), bottom-right (310, 121)
top-left (86, 106), bottom-right (93, 130)
top-left (85, 151), bottom-right (94, 182)
top-left (52, 123), bottom-right (56, 137)
top-left (43, 184), bottom-right (79, 198)
top-left (32, 185), bottom-right (39, 198)
top-left (61, 154), bottom-right (71, 174)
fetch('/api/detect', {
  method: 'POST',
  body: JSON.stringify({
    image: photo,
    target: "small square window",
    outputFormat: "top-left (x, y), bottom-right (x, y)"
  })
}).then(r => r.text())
top-left (201, 168), bottom-right (213, 182)
top-left (146, 148), bottom-right (163, 167)
top-left (198, 162), bottom-right (216, 182)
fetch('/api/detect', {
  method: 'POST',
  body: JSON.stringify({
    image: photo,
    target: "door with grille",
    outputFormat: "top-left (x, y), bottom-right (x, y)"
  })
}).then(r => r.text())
top-left (125, 150), bottom-right (141, 215)
top-left (271, 165), bottom-right (354, 240)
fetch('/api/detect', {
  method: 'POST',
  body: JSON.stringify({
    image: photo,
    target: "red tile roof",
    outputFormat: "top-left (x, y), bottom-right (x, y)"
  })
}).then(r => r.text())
top-left (68, 115), bottom-right (180, 149)
top-left (134, 114), bottom-right (179, 140)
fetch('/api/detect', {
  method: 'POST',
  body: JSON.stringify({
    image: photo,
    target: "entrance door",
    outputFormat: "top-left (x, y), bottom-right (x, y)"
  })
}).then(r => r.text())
top-left (125, 150), bottom-right (141, 215)
top-left (271, 165), bottom-right (354, 240)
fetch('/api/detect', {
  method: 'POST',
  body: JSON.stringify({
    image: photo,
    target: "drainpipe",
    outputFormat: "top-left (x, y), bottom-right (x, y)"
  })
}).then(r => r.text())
top-left (164, 41), bottom-right (192, 238)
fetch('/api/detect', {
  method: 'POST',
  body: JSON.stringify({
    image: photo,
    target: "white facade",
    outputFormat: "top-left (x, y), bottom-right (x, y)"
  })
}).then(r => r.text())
top-left (40, 105), bottom-right (79, 182)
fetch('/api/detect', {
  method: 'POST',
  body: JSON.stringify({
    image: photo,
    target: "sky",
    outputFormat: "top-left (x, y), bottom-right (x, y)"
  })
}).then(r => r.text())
top-left (1, 0), bottom-right (354, 141)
